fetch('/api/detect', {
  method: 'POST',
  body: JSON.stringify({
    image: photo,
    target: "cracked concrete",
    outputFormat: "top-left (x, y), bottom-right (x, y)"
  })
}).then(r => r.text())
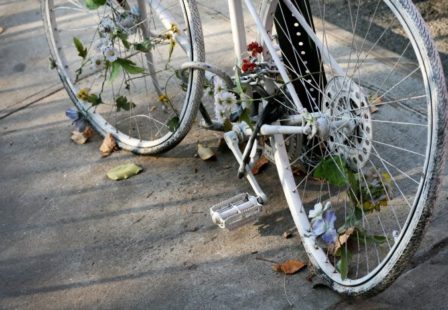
top-left (1, 0), bottom-right (448, 309)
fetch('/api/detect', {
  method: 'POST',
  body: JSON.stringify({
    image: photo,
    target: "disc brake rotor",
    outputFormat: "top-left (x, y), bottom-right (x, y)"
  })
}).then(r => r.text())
top-left (322, 76), bottom-right (373, 170)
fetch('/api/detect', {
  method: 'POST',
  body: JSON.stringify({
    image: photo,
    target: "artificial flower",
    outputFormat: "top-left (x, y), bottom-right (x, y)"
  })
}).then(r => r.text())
top-left (117, 12), bottom-right (138, 33)
top-left (308, 201), bottom-right (331, 223)
top-left (66, 107), bottom-right (87, 132)
top-left (90, 55), bottom-right (105, 71)
top-left (98, 17), bottom-right (115, 35)
top-left (77, 88), bottom-right (90, 101)
top-left (217, 91), bottom-right (237, 106)
top-left (241, 58), bottom-right (256, 73)
top-left (247, 41), bottom-right (263, 56)
top-left (311, 208), bottom-right (337, 245)
top-left (95, 37), bottom-right (111, 53)
top-left (103, 46), bottom-right (118, 62)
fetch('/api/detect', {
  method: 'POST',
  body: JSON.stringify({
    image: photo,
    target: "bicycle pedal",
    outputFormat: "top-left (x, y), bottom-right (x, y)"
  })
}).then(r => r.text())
top-left (210, 193), bottom-right (262, 230)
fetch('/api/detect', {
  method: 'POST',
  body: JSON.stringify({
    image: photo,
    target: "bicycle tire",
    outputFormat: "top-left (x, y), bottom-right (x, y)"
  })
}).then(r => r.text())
top-left (42, 0), bottom-right (204, 154)
top-left (260, 0), bottom-right (447, 295)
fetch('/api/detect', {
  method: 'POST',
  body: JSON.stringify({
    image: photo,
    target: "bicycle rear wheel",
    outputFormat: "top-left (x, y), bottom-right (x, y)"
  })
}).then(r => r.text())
top-left (42, 0), bottom-right (204, 154)
top-left (260, 0), bottom-right (447, 295)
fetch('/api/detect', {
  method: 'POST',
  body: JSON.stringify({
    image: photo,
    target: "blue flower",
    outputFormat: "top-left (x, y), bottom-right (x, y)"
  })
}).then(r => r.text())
top-left (311, 209), bottom-right (337, 245)
top-left (66, 108), bottom-right (87, 132)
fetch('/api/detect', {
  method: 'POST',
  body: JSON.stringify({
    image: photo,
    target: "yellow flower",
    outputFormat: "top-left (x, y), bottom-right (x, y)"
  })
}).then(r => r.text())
top-left (159, 95), bottom-right (170, 103)
top-left (77, 88), bottom-right (90, 101)
top-left (170, 24), bottom-right (179, 34)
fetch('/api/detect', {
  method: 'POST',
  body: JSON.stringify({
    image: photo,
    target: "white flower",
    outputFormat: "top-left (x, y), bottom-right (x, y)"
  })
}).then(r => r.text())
top-left (208, 76), bottom-right (240, 122)
top-left (117, 14), bottom-right (137, 31)
top-left (95, 38), bottom-right (111, 53)
top-left (99, 17), bottom-right (115, 35)
top-left (103, 46), bottom-right (118, 62)
top-left (90, 55), bottom-right (105, 70)
top-left (308, 201), bottom-right (331, 222)
top-left (214, 91), bottom-right (238, 122)
top-left (214, 101), bottom-right (232, 123)
top-left (218, 91), bottom-right (237, 106)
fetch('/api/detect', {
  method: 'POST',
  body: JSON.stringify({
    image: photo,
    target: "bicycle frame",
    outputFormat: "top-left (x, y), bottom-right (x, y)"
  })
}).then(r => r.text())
top-left (226, 0), bottom-right (337, 281)
top-left (225, 0), bottom-right (345, 137)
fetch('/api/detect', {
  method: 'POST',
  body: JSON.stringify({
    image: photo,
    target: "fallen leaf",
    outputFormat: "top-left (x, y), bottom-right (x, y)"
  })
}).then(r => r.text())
top-left (251, 155), bottom-right (269, 175)
top-left (71, 126), bottom-right (94, 144)
top-left (71, 131), bottom-right (88, 144)
top-left (370, 95), bottom-right (382, 113)
top-left (197, 143), bottom-right (216, 161)
top-left (83, 126), bottom-right (94, 139)
top-left (292, 165), bottom-right (307, 176)
top-left (283, 231), bottom-right (293, 239)
top-left (273, 259), bottom-right (306, 275)
top-left (106, 163), bottom-right (142, 180)
top-left (282, 227), bottom-right (297, 239)
top-left (329, 227), bottom-right (355, 255)
top-left (100, 133), bottom-right (118, 157)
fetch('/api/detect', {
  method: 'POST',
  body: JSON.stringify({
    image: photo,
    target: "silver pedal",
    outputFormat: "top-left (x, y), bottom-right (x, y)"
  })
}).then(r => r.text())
top-left (210, 193), bottom-right (262, 230)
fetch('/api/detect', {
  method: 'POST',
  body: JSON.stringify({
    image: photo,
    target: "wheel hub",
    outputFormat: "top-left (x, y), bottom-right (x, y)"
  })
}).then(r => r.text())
top-left (322, 77), bottom-right (373, 170)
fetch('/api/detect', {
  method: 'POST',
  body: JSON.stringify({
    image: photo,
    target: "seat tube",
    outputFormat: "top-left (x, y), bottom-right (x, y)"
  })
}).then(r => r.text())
top-left (228, 0), bottom-right (247, 62)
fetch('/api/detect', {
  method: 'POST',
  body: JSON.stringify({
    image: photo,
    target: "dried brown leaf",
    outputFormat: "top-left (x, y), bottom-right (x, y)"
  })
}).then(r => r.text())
top-left (272, 259), bottom-right (306, 275)
top-left (370, 96), bottom-right (382, 113)
top-left (251, 155), bottom-right (269, 175)
top-left (282, 227), bottom-right (296, 239)
top-left (83, 126), bottom-right (94, 139)
top-left (71, 131), bottom-right (88, 144)
top-left (197, 143), bottom-right (216, 161)
top-left (100, 133), bottom-right (118, 157)
top-left (329, 227), bottom-right (355, 255)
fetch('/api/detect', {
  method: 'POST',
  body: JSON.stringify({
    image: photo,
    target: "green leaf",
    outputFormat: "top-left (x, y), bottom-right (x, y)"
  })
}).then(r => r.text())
top-left (115, 31), bottom-right (130, 49)
top-left (87, 93), bottom-right (102, 106)
top-left (233, 68), bottom-right (246, 96)
top-left (115, 96), bottom-right (136, 112)
top-left (116, 58), bottom-right (145, 74)
top-left (239, 108), bottom-right (253, 129)
top-left (223, 119), bottom-right (233, 132)
top-left (73, 37), bottom-right (87, 59)
top-left (355, 230), bottom-right (388, 246)
top-left (107, 163), bottom-right (142, 181)
top-left (335, 247), bottom-right (351, 280)
top-left (313, 156), bottom-right (352, 187)
top-left (109, 61), bottom-right (121, 82)
top-left (134, 40), bottom-right (153, 53)
top-left (85, 0), bottom-right (107, 10)
top-left (167, 116), bottom-right (180, 132)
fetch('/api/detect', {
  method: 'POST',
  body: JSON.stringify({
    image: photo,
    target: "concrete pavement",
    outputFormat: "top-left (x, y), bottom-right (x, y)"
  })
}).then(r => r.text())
top-left (1, 0), bottom-right (448, 309)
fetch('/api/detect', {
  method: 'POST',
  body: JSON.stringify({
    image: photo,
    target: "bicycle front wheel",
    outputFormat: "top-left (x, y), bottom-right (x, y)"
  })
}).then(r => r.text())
top-left (260, 0), bottom-right (447, 295)
top-left (42, 0), bottom-right (204, 154)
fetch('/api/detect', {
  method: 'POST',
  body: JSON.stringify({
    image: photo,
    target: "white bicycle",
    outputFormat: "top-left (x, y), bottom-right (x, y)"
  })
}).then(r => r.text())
top-left (42, 0), bottom-right (448, 295)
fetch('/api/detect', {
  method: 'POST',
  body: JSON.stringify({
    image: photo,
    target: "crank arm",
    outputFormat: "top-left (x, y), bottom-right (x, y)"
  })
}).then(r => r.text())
top-left (224, 131), bottom-right (268, 204)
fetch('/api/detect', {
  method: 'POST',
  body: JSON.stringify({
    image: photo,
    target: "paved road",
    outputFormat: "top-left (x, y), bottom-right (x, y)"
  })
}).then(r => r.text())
top-left (1, 0), bottom-right (447, 309)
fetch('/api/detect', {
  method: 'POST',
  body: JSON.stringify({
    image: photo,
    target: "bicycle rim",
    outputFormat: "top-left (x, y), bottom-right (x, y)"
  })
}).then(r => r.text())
top-left (42, 0), bottom-right (204, 154)
top-left (261, 0), bottom-right (447, 295)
